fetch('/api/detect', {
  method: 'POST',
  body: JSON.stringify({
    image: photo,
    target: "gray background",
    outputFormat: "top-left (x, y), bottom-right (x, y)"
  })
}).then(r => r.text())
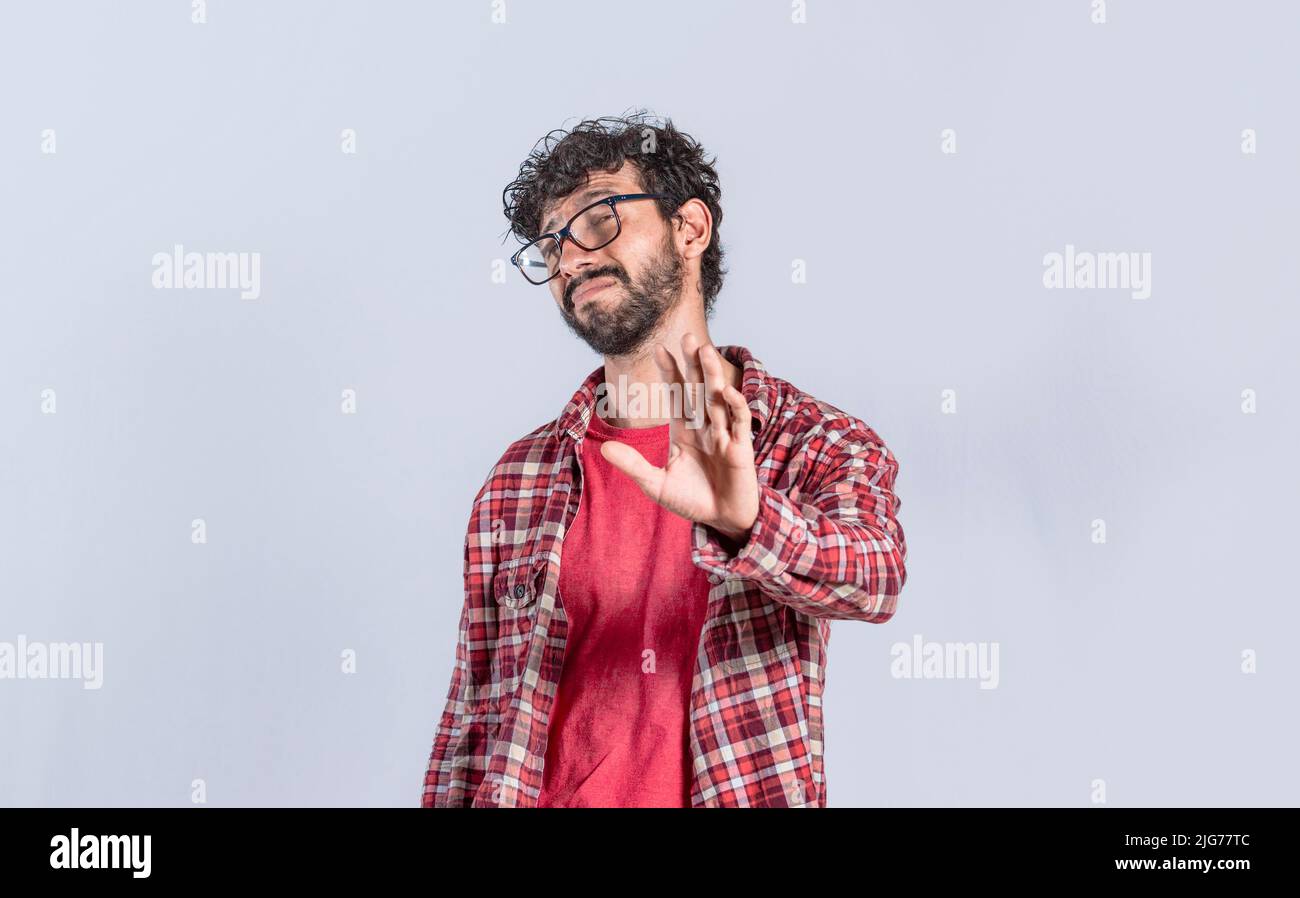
top-left (2, 0), bottom-right (1296, 807)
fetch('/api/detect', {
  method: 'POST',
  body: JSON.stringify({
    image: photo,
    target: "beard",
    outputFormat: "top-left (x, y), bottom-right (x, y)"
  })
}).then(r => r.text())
top-left (558, 234), bottom-right (685, 357)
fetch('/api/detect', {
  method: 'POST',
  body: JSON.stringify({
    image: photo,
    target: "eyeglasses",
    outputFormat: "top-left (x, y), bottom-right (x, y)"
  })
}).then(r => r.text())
top-left (510, 193), bottom-right (668, 285)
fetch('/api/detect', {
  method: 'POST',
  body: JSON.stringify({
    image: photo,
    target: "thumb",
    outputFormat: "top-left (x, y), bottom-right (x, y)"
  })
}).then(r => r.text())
top-left (600, 440), bottom-right (665, 499)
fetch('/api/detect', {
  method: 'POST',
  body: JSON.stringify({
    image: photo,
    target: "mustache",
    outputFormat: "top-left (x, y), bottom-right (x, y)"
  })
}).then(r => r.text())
top-left (564, 268), bottom-right (628, 311)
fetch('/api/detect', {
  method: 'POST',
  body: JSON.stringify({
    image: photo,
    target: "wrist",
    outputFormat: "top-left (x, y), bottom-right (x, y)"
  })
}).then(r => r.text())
top-left (708, 479), bottom-right (762, 550)
top-left (711, 506), bottom-right (758, 547)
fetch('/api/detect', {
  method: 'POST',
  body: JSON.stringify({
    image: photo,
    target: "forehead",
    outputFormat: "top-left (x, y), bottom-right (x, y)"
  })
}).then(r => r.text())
top-left (538, 165), bottom-right (642, 233)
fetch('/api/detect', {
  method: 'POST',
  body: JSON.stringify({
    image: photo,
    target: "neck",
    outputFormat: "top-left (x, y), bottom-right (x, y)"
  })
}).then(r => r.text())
top-left (598, 298), bottom-right (739, 428)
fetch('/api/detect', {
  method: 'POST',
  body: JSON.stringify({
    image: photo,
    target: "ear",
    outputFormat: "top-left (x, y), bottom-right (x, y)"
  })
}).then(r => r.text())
top-left (673, 197), bottom-right (713, 263)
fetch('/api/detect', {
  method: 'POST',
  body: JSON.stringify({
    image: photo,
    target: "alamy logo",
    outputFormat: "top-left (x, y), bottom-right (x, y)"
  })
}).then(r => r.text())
top-left (1042, 244), bottom-right (1151, 299)
top-left (50, 829), bottom-right (151, 878)
top-left (151, 244), bottom-right (261, 299)
top-left (890, 634), bottom-right (1000, 689)
top-left (0, 636), bottom-right (103, 689)
top-left (593, 376), bottom-right (707, 429)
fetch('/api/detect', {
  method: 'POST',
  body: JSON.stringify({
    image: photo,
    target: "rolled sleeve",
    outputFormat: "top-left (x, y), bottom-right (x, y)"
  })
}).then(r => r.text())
top-left (692, 483), bottom-right (815, 581)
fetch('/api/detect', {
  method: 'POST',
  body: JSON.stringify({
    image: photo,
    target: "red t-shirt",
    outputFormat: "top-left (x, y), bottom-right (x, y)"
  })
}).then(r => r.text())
top-left (536, 411), bottom-right (713, 808)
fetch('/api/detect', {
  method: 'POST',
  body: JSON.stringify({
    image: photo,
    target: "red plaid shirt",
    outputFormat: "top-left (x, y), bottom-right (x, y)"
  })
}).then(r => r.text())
top-left (421, 344), bottom-right (907, 808)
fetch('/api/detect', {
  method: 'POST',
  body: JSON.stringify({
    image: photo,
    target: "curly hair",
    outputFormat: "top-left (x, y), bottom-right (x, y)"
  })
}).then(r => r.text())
top-left (502, 110), bottom-right (726, 315)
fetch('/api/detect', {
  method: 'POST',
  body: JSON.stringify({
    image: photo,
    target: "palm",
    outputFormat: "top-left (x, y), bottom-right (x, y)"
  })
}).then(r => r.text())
top-left (652, 402), bottom-right (754, 529)
top-left (601, 335), bottom-right (760, 541)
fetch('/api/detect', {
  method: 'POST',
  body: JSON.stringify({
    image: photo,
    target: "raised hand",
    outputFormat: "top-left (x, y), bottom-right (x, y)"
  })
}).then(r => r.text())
top-left (600, 333), bottom-right (760, 543)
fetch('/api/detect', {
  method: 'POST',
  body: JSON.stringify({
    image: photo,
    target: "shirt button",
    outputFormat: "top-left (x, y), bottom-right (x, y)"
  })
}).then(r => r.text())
top-left (513, 584), bottom-right (527, 600)
top-left (790, 527), bottom-right (806, 545)
top-left (707, 574), bottom-right (722, 585)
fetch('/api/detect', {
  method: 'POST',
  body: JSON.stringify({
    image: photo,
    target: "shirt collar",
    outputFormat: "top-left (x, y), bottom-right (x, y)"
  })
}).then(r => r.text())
top-left (556, 344), bottom-right (777, 444)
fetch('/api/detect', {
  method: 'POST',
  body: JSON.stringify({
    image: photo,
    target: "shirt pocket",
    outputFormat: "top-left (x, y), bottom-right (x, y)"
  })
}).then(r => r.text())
top-left (489, 556), bottom-right (544, 695)
top-left (492, 555), bottom-right (543, 610)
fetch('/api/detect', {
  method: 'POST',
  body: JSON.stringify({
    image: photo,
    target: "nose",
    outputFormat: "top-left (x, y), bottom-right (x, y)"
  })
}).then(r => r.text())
top-left (556, 237), bottom-right (602, 281)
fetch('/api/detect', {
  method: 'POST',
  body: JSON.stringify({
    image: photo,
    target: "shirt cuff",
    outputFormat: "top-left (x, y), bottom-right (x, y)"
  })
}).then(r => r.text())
top-left (691, 483), bottom-right (814, 582)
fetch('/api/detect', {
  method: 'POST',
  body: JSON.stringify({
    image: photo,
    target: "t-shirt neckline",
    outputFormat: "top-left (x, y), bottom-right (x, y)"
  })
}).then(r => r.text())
top-left (585, 410), bottom-right (670, 444)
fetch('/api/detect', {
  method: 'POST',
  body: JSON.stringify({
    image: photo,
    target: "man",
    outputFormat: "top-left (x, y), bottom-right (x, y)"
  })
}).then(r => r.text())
top-left (421, 113), bottom-right (907, 808)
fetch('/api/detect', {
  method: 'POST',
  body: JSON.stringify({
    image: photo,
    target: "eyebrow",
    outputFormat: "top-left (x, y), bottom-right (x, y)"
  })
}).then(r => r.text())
top-left (539, 188), bottom-right (613, 235)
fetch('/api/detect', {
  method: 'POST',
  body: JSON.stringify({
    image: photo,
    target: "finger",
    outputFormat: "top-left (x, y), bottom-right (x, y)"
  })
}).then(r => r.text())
top-left (697, 342), bottom-right (731, 436)
top-left (723, 383), bottom-right (753, 446)
top-left (654, 342), bottom-right (684, 385)
top-left (679, 331), bottom-right (704, 376)
top-left (654, 342), bottom-right (693, 423)
top-left (676, 335), bottom-right (707, 423)
top-left (600, 440), bottom-right (666, 499)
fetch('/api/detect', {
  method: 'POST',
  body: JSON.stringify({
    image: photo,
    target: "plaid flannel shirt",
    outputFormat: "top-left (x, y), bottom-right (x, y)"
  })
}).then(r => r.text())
top-left (421, 344), bottom-right (907, 808)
